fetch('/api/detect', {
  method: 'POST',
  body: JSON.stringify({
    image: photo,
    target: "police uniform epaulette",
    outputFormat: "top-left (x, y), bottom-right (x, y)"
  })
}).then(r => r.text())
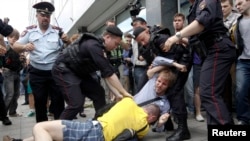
top-left (52, 25), bottom-right (62, 31)
top-left (26, 25), bottom-right (37, 29)
top-left (21, 25), bottom-right (37, 37)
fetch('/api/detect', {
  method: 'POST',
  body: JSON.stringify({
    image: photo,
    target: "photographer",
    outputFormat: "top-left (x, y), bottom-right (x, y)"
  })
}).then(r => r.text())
top-left (122, 33), bottom-right (134, 94)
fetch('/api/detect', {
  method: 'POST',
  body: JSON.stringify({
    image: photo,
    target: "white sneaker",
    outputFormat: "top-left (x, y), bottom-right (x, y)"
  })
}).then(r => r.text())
top-left (196, 115), bottom-right (205, 122)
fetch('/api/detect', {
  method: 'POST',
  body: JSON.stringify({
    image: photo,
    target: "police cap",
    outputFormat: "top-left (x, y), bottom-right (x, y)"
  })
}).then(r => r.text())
top-left (33, 1), bottom-right (55, 15)
top-left (106, 25), bottom-right (123, 38)
top-left (133, 26), bottom-right (146, 39)
top-left (131, 17), bottom-right (147, 26)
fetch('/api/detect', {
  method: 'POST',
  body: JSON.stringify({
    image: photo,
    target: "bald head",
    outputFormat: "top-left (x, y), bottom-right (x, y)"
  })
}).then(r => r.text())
top-left (143, 104), bottom-right (160, 124)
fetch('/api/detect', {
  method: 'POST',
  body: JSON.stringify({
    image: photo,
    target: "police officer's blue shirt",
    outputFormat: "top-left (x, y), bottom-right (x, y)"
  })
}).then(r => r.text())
top-left (17, 25), bottom-right (62, 70)
top-left (134, 74), bottom-right (170, 115)
top-left (134, 56), bottom-right (173, 114)
top-left (134, 74), bottom-right (170, 132)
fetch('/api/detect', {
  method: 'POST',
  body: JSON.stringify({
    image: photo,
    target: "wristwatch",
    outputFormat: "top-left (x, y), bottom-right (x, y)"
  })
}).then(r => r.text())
top-left (175, 31), bottom-right (182, 39)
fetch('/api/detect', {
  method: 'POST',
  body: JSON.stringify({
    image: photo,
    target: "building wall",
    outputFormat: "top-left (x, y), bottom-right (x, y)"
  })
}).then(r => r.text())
top-left (29, 0), bottom-right (191, 36)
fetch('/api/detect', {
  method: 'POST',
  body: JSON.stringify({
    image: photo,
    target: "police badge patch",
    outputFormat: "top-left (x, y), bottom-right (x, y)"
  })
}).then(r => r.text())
top-left (21, 30), bottom-right (28, 37)
top-left (199, 0), bottom-right (206, 10)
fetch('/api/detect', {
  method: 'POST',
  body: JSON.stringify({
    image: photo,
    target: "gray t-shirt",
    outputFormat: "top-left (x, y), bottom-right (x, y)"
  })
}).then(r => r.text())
top-left (238, 17), bottom-right (250, 60)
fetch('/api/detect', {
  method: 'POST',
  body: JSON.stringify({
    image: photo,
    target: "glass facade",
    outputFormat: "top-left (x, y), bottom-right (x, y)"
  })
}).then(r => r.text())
top-left (95, 0), bottom-right (146, 35)
top-left (179, 0), bottom-right (191, 17)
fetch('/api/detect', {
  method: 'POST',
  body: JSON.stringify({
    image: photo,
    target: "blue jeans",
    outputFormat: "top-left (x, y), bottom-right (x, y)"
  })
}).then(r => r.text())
top-left (184, 67), bottom-right (194, 113)
top-left (2, 69), bottom-right (20, 115)
top-left (235, 60), bottom-right (250, 123)
top-left (133, 66), bottom-right (147, 94)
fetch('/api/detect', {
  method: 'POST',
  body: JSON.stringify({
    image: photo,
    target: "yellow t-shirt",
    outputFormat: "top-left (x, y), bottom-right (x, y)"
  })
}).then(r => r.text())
top-left (97, 97), bottom-right (149, 141)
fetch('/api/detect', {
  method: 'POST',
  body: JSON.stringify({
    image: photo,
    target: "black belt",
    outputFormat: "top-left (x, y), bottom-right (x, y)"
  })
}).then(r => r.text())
top-left (134, 65), bottom-right (147, 68)
top-left (200, 33), bottom-right (229, 48)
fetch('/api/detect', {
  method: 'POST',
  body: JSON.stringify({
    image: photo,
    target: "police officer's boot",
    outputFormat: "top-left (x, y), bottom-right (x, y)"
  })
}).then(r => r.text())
top-left (166, 117), bottom-right (190, 141)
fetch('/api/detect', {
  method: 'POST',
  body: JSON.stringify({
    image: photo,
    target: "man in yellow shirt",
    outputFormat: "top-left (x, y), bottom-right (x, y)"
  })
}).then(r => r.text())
top-left (3, 97), bottom-right (161, 141)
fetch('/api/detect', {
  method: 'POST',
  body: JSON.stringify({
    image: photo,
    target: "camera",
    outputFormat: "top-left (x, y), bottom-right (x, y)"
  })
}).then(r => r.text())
top-left (128, 0), bottom-right (142, 17)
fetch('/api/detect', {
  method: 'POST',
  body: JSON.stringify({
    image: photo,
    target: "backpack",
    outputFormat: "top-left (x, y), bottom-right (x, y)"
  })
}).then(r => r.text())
top-left (3, 45), bottom-right (24, 71)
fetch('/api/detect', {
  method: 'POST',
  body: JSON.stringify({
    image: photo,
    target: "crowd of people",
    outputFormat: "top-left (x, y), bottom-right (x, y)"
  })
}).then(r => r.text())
top-left (1, 0), bottom-right (250, 141)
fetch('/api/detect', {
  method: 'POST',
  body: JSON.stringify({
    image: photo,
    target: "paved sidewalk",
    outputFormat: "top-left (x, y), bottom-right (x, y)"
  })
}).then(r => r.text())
top-left (0, 95), bottom-right (208, 141)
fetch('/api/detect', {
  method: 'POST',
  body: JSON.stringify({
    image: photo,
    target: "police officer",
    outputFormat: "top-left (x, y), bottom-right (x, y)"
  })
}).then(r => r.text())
top-left (13, 1), bottom-right (67, 122)
top-left (52, 26), bottom-right (132, 120)
top-left (164, 0), bottom-right (236, 128)
top-left (133, 26), bottom-right (192, 141)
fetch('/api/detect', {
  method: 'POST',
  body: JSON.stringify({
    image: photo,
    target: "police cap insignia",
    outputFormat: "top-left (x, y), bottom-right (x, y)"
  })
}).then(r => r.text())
top-left (106, 26), bottom-right (123, 38)
top-left (133, 26), bottom-right (146, 39)
top-left (199, 0), bottom-right (206, 11)
top-left (33, 1), bottom-right (55, 15)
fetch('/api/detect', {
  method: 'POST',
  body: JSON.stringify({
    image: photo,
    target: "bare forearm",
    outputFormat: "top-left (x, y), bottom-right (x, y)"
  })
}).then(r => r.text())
top-left (105, 73), bottom-right (129, 96)
top-left (13, 42), bottom-right (26, 53)
top-left (163, 20), bottom-right (204, 52)
top-left (179, 20), bottom-right (204, 38)
top-left (149, 66), bottom-right (166, 74)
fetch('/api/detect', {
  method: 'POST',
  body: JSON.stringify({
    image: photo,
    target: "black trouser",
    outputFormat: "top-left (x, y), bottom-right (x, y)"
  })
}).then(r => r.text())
top-left (52, 63), bottom-right (106, 120)
top-left (128, 68), bottom-right (135, 95)
top-left (29, 65), bottom-right (65, 122)
top-left (22, 80), bottom-right (29, 103)
top-left (167, 71), bottom-right (190, 119)
top-left (200, 37), bottom-right (236, 125)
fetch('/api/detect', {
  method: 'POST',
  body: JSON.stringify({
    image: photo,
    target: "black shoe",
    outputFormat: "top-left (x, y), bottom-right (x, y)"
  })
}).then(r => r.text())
top-left (21, 102), bottom-right (29, 105)
top-left (166, 127), bottom-right (190, 141)
top-left (79, 112), bottom-right (86, 118)
top-left (166, 117), bottom-right (191, 141)
top-left (1, 117), bottom-right (12, 125)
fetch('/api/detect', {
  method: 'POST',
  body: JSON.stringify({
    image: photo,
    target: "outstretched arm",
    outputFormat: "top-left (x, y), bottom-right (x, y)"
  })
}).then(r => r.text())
top-left (104, 78), bottom-right (123, 100)
top-left (104, 73), bottom-right (132, 98)
top-left (147, 66), bottom-right (166, 79)
top-left (163, 20), bottom-right (204, 52)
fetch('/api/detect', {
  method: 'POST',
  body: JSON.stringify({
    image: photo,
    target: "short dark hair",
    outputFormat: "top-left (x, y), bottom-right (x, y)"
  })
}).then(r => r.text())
top-left (131, 17), bottom-right (147, 26)
top-left (221, 0), bottom-right (233, 6)
top-left (173, 13), bottom-right (186, 21)
top-left (106, 19), bottom-right (115, 26)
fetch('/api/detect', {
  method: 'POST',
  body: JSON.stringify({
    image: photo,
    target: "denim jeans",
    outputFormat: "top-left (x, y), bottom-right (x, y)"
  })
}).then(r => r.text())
top-left (184, 67), bottom-right (194, 113)
top-left (2, 69), bottom-right (20, 115)
top-left (235, 59), bottom-right (250, 123)
top-left (133, 66), bottom-right (147, 94)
